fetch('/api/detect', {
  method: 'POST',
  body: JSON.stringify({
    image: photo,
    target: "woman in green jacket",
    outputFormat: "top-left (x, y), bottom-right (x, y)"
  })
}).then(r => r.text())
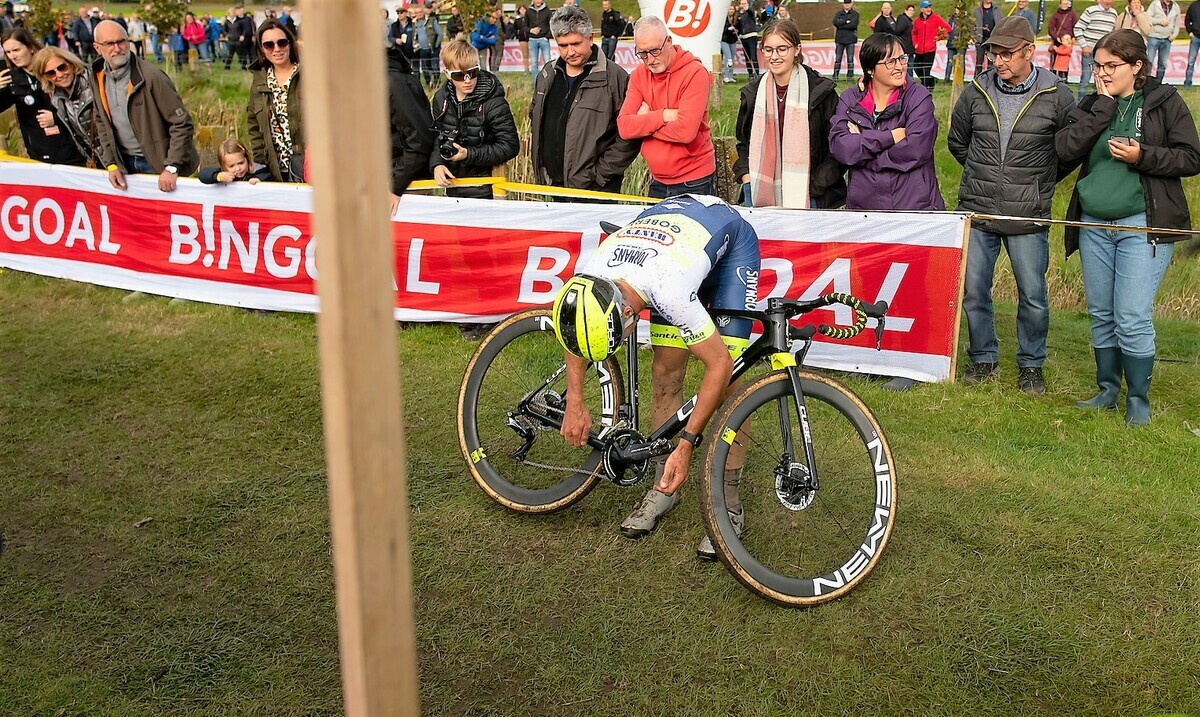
top-left (247, 19), bottom-right (303, 182)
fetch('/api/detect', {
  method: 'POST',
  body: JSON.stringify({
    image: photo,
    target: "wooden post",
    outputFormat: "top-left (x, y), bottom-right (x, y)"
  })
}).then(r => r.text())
top-left (299, 1), bottom-right (420, 715)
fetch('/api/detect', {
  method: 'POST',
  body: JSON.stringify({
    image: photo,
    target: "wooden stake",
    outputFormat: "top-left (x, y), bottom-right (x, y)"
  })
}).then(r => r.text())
top-left (300, 1), bottom-right (420, 715)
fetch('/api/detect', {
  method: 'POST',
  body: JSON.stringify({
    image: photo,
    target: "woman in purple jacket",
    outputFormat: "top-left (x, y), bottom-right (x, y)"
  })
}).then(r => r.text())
top-left (828, 32), bottom-right (944, 211)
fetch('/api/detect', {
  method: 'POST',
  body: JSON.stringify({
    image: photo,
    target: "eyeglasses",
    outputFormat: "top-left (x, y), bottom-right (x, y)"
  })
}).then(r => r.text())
top-left (1095, 61), bottom-right (1130, 74)
top-left (448, 66), bottom-right (480, 82)
top-left (986, 44), bottom-right (1030, 62)
top-left (634, 37), bottom-right (668, 60)
top-left (760, 44), bottom-right (795, 56)
top-left (261, 38), bottom-right (291, 51)
top-left (95, 38), bottom-right (129, 49)
top-left (42, 62), bottom-right (70, 78)
top-left (880, 55), bottom-right (909, 69)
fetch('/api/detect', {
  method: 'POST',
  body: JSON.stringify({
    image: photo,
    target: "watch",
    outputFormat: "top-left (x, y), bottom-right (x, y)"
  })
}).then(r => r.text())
top-left (679, 430), bottom-right (703, 448)
top-left (164, 165), bottom-right (178, 175)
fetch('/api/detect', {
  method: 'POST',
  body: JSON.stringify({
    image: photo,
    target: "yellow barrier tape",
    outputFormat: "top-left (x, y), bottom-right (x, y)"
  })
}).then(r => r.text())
top-left (406, 176), bottom-right (656, 204)
top-left (0, 151), bottom-right (40, 164)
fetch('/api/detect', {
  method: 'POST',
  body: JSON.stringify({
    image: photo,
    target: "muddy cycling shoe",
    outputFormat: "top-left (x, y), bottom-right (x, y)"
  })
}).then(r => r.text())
top-left (619, 489), bottom-right (677, 539)
top-left (696, 510), bottom-right (745, 561)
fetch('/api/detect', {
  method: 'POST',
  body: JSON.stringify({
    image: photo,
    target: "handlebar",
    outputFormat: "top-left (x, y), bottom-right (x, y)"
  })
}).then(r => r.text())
top-left (783, 293), bottom-right (889, 348)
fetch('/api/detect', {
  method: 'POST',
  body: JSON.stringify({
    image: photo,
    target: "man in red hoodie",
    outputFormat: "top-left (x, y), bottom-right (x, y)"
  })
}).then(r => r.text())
top-left (617, 16), bottom-right (716, 198)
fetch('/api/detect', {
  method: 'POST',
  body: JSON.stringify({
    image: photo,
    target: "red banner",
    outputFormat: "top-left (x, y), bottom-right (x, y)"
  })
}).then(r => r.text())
top-left (0, 162), bottom-right (967, 381)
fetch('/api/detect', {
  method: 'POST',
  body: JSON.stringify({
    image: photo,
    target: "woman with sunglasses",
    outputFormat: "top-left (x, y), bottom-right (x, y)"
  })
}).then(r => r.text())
top-left (1055, 29), bottom-right (1200, 426)
top-left (0, 28), bottom-right (85, 165)
top-left (247, 19), bottom-right (303, 182)
top-left (429, 39), bottom-right (518, 200)
top-left (30, 46), bottom-right (100, 168)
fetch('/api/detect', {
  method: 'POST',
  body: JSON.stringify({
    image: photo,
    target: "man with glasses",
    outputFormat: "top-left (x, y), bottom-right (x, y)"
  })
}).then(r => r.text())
top-left (89, 20), bottom-right (198, 193)
top-left (948, 17), bottom-right (1075, 394)
top-left (617, 16), bottom-right (715, 199)
top-left (1075, 0), bottom-right (1118, 99)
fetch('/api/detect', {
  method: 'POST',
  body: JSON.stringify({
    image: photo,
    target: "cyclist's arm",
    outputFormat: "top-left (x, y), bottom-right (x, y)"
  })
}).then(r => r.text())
top-left (560, 352), bottom-right (593, 447)
top-left (657, 332), bottom-right (733, 495)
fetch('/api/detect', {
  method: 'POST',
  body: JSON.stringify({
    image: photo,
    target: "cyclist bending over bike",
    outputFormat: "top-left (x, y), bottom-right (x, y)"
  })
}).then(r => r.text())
top-left (552, 194), bottom-right (760, 558)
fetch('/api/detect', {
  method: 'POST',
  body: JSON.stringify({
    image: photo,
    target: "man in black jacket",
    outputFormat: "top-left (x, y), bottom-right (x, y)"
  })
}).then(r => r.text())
top-left (224, 5), bottom-right (256, 70)
top-left (600, 0), bottom-right (624, 62)
top-left (387, 45), bottom-right (433, 209)
top-left (737, 0), bottom-right (760, 78)
top-left (832, 0), bottom-right (859, 82)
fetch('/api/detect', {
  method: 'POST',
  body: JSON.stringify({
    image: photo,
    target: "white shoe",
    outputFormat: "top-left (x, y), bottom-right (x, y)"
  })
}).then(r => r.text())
top-left (696, 510), bottom-right (744, 561)
top-left (619, 489), bottom-right (677, 539)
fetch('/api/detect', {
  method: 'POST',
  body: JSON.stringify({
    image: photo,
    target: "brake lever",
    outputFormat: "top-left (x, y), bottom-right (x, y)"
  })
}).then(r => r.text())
top-left (873, 314), bottom-right (886, 351)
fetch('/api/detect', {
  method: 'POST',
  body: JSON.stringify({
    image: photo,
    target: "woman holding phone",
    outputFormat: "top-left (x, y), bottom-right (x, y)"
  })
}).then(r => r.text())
top-left (1055, 29), bottom-right (1200, 426)
top-left (0, 28), bottom-right (84, 165)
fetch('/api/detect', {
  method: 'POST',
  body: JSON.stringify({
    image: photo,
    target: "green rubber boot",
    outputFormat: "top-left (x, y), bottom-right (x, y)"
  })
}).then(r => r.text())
top-left (1076, 347), bottom-right (1122, 410)
top-left (1122, 354), bottom-right (1155, 427)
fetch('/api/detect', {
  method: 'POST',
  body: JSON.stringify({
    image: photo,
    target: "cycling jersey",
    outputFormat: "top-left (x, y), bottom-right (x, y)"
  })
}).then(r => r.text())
top-left (580, 194), bottom-right (761, 354)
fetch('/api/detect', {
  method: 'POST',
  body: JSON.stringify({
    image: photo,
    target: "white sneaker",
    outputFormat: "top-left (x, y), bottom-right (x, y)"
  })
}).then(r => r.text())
top-left (696, 510), bottom-right (745, 561)
top-left (619, 489), bottom-right (677, 539)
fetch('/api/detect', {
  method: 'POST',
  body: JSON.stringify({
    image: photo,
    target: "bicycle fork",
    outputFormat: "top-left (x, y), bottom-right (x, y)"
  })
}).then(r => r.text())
top-left (775, 365), bottom-right (820, 511)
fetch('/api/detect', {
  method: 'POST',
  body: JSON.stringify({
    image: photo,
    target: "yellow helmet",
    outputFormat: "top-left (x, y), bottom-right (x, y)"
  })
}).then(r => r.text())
top-left (552, 274), bottom-right (627, 362)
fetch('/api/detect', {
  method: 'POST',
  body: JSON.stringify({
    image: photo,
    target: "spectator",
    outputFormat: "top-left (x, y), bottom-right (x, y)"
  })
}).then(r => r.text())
top-left (412, 4), bottom-right (444, 88)
top-left (1051, 33), bottom-right (1075, 80)
top-left (1054, 29), bottom-right (1200, 425)
top-left (513, 6), bottom-right (531, 74)
top-left (911, 1), bottom-right (950, 89)
top-left (390, 7), bottom-right (414, 57)
top-left (206, 14), bottom-right (223, 61)
top-left (736, 18), bottom-right (845, 209)
top-left (776, 5), bottom-right (791, 20)
top-left (279, 6), bottom-right (299, 37)
top-left (948, 16), bottom-right (1074, 394)
top-left (167, 25), bottom-right (185, 70)
top-left (182, 12), bottom-right (211, 71)
top-left (899, 4), bottom-right (917, 64)
top-left (945, 5), bottom-right (962, 80)
top-left (1048, 0), bottom-right (1079, 46)
top-left (1075, 0), bottom-right (1118, 99)
top-left (973, 0), bottom-right (999, 77)
top-left (721, 5), bottom-right (739, 84)
top-left (199, 137), bottom-right (271, 185)
top-left (430, 40), bottom-right (519, 199)
top-left (148, 20), bottom-right (164, 64)
top-left (870, 4), bottom-right (901, 44)
top-left (470, 10), bottom-right (500, 71)
top-left (89, 20), bottom-right (197, 193)
top-left (832, 0), bottom-right (860, 83)
top-left (247, 19), bottom-right (304, 183)
top-left (445, 5), bottom-right (465, 41)
top-left (737, 0), bottom-right (760, 79)
top-left (1, 29), bottom-right (85, 164)
top-left (386, 44), bottom-right (434, 208)
top-left (1013, 0), bottom-right (1036, 30)
top-left (601, 0), bottom-right (624, 62)
top-left (1186, 0), bottom-right (1200, 86)
top-left (70, 7), bottom-right (96, 62)
top-left (530, 5), bottom-right (639, 198)
top-left (0, 7), bottom-right (11, 32)
top-left (126, 13), bottom-right (146, 57)
top-left (1145, 0), bottom-right (1181, 81)
top-left (527, 0), bottom-right (553, 80)
top-left (1115, 0), bottom-right (1151, 37)
top-left (225, 5), bottom-right (256, 70)
top-left (617, 16), bottom-right (715, 198)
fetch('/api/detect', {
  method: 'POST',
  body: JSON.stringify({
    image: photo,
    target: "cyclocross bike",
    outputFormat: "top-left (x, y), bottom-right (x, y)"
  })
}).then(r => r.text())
top-left (457, 292), bottom-right (897, 607)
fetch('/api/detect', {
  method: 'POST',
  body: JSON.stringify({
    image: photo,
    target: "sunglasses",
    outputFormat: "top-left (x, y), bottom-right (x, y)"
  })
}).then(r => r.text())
top-left (42, 62), bottom-right (70, 78)
top-left (261, 38), bottom-right (290, 51)
top-left (447, 66), bottom-right (480, 82)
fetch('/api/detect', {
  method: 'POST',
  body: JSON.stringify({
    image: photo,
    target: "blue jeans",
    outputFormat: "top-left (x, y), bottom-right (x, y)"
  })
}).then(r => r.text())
top-left (944, 46), bottom-right (958, 80)
top-left (122, 154), bottom-right (155, 174)
top-left (602, 36), bottom-right (618, 62)
top-left (833, 41), bottom-right (856, 78)
top-left (720, 41), bottom-right (736, 81)
top-left (528, 37), bottom-right (551, 77)
top-left (649, 174), bottom-right (714, 199)
top-left (1146, 36), bottom-right (1172, 82)
top-left (963, 227), bottom-right (1050, 367)
top-left (1078, 213), bottom-right (1172, 358)
top-left (191, 41), bottom-right (210, 62)
top-left (1077, 52), bottom-right (1095, 100)
top-left (150, 32), bottom-right (164, 62)
top-left (1186, 36), bottom-right (1200, 85)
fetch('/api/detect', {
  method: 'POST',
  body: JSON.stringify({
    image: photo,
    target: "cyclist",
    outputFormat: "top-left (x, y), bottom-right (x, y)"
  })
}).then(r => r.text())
top-left (552, 194), bottom-right (760, 558)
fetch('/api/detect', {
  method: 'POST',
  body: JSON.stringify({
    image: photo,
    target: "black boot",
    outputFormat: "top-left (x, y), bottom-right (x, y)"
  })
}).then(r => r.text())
top-left (1076, 346), bottom-right (1122, 410)
top-left (1122, 353), bottom-right (1155, 427)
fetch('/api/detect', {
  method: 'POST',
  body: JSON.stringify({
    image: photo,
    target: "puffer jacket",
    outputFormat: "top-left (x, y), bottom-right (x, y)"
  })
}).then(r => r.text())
top-left (947, 67), bottom-right (1076, 234)
top-left (1056, 77), bottom-right (1200, 253)
top-left (734, 65), bottom-right (847, 209)
top-left (387, 47), bottom-right (434, 195)
top-left (0, 66), bottom-right (85, 165)
top-left (247, 60), bottom-right (305, 182)
top-left (429, 69), bottom-right (519, 179)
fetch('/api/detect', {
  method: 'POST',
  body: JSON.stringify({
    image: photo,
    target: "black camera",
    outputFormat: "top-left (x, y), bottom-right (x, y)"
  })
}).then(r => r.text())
top-left (438, 130), bottom-right (460, 160)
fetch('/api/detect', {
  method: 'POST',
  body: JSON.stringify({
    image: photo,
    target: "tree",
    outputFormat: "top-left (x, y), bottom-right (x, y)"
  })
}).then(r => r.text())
top-left (21, 0), bottom-right (69, 39)
top-left (142, 0), bottom-right (191, 34)
top-left (949, 1), bottom-right (977, 106)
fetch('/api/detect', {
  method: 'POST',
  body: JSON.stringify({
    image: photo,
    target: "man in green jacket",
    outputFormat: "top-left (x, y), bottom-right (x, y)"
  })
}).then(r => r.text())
top-left (90, 20), bottom-right (198, 193)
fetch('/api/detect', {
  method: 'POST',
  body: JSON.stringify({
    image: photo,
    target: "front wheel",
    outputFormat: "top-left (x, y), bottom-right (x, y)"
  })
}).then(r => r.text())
top-left (457, 308), bottom-right (625, 514)
top-left (700, 370), bottom-right (896, 607)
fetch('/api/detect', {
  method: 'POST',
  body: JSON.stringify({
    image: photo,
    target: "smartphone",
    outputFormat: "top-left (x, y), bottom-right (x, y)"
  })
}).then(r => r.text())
top-left (1110, 135), bottom-right (1133, 146)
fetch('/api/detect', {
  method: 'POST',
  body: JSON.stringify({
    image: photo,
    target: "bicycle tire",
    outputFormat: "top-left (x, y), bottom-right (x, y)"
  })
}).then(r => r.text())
top-left (458, 308), bottom-right (625, 514)
top-left (699, 370), bottom-right (896, 607)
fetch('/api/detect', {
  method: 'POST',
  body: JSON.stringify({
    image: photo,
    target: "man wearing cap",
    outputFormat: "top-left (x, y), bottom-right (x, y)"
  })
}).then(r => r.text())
top-left (948, 16), bottom-right (1074, 395)
top-left (831, 0), bottom-right (859, 83)
top-left (912, 0), bottom-right (950, 88)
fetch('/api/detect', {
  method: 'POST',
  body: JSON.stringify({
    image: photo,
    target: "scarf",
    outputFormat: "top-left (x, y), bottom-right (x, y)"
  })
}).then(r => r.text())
top-left (748, 65), bottom-right (810, 208)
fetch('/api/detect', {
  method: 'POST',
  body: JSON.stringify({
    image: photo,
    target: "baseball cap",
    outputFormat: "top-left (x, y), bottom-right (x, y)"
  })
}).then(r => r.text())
top-left (919, 0), bottom-right (931, 6)
top-left (982, 16), bottom-right (1035, 49)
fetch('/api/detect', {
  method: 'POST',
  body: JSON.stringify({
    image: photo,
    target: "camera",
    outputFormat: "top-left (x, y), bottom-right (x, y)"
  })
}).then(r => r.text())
top-left (438, 130), bottom-right (460, 160)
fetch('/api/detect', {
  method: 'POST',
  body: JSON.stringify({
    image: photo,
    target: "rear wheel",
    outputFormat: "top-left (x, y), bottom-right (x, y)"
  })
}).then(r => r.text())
top-left (458, 309), bottom-right (625, 513)
top-left (700, 370), bottom-right (896, 607)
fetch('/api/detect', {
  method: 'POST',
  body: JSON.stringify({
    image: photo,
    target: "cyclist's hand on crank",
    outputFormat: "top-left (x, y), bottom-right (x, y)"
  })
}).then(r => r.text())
top-left (656, 444), bottom-right (692, 495)
top-left (560, 398), bottom-right (592, 447)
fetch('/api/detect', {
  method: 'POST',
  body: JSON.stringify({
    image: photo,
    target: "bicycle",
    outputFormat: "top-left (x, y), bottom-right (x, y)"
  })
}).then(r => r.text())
top-left (457, 292), bottom-right (897, 607)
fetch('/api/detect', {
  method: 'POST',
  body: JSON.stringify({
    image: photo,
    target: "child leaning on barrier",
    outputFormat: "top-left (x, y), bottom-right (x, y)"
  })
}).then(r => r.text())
top-left (199, 138), bottom-right (272, 185)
